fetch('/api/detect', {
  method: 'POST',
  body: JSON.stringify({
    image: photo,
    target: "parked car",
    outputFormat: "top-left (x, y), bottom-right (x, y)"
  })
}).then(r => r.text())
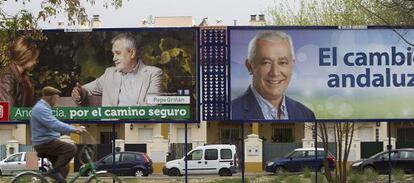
top-left (265, 148), bottom-right (336, 174)
top-left (351, 148), bottom-right (414, 174)
top-left (81, 151), bottom-right (153, 177)
top-left (163, 144), bottom-right (238, 176)
top-left (0, 152), bottom-right (51, 175)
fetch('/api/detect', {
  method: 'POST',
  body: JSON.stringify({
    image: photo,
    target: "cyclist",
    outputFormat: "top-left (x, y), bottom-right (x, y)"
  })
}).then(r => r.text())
top-left (30, 86), bottom-right (86, 183)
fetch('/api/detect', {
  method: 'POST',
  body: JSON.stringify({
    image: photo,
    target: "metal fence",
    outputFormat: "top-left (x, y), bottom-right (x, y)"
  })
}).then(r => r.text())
top-left (360, 142), bottom-right (383, 159)
top-left (18, 144), bottom-right (34, 153)
top-left (125, 144), bottom-right (146, 153)
top-left (0, 144), bottom-right (6, 160)
top-left (167, 143), bottom-right (192, 161)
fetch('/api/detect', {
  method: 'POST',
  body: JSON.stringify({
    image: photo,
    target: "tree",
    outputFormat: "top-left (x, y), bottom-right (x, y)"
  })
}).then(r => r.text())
top-left (356, 0), bottom-right (414, 46)
top-left (359, 0), bottom-right (414, 26)
top-left (316, 122), bottom-right (354, 183)
top-left (267, 0), bottom-right (371, 26)
top-left (0, 0), bottom-right (123, 67)
top-left (266, 0), bottom-right (412, 26)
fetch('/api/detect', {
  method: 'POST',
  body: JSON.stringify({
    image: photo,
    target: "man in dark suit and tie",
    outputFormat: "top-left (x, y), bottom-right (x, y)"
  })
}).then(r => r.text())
top-left (231, 31), bottom-right (315, 121)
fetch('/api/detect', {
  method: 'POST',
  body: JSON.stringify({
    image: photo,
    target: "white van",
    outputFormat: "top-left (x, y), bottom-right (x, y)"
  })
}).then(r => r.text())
top-left (163, 144), bottom-right (238, 176)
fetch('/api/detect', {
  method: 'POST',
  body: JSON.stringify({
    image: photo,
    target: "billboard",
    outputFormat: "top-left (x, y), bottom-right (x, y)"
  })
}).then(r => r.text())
top-left (230, 27), bottom-right (414, 121)
top-left (2, 28), bottom-right (197, 121)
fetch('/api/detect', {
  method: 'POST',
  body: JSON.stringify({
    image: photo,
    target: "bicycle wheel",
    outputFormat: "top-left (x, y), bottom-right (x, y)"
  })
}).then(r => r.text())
top-left (79, 145), bottom-right (96, 165)
top-left (12, 171), bottom-right (48, 183)
top-left (86, 172), bottom-right (122, 183)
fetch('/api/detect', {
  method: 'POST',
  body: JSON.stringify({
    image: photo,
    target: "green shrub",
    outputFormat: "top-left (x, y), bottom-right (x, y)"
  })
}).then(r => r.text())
top-left (348, 172), bottom-right (363, 183)
top-left (311, 173), bottom-right (325, 183)
top-left (210, 178), bottom-right (247, 183)
top-left (303, 167), bottom-right (312, 178)
top-left (286, 176), bottom-right (302, 183)
top-left (277, 170), bottom-right (287, 181)
top-left (392, 169), bottom-right (405, 182)
top-left (270, 177), bottom-right (283, 183)
top-left (364, 169), bottom-right (379, 182)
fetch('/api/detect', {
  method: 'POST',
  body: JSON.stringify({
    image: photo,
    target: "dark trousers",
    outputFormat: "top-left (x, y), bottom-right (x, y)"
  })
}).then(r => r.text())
top-left (34, 139), bottom-right (77, 178)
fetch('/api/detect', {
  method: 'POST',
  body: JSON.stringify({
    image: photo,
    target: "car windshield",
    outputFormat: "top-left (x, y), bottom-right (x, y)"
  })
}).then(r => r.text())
top-left (370, 152), bottom-right (385, 159)
top-left (6, 153), bottom-right (22, 162)
top-left (103, 153), bottom-right (121, 163)
top-left (284, 149), bottom-right (328, 158)
top-left (284, 151), bottom-right (295, 158)
top-left (372, 151), bottom-right (399, 160)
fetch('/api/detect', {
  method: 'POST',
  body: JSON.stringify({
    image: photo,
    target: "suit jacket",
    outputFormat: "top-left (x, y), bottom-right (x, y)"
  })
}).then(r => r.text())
top-left (80, 61), bottom-right (162, 106)
top-left (231, 87), bottom-right (315, 121)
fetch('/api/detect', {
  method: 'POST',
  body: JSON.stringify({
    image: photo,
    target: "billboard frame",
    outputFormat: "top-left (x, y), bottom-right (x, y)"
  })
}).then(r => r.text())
top-left (227, 25), bottom-right (414, 123)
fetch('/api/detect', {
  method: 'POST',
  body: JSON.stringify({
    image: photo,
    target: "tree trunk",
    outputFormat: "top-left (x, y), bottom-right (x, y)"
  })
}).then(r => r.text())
top-left (319, 122), bottom-right (355, 183)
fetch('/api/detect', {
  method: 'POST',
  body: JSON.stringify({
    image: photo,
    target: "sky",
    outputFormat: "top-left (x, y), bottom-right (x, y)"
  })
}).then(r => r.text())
top-left (2, 0), bottom-right (280, 28)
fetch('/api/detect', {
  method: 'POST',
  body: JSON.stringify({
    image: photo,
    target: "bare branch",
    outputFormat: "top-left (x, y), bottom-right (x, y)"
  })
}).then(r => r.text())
top-left (357, 0), bottom-right (414, 46)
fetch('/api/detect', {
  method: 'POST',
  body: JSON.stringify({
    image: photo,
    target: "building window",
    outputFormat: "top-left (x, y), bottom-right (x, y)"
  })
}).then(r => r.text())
top-left (220, 128), bottom-right (239, 144)
top-left (177, 128), bottom-right (191, 143)
top-left (359, 127), bottom-right (373, 142)
top-left (272, 127), bottom-right (294, 143)
top-left (0, 129), bottom-right (12, 144)
top-left (138, 128), bottom-right (153, 143)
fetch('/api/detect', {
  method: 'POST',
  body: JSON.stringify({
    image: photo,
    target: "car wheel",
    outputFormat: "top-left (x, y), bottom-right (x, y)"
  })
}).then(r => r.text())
top-left (134, 169), bottom-right (145, 177)
top-left (218, 168), bottom-right (232, 176)
top-left (363, 166), bottom-right (375, 173)
top-left (275, 166), bottom-right (286, 175)
top-left (168, 168), bottom-right (181, 176)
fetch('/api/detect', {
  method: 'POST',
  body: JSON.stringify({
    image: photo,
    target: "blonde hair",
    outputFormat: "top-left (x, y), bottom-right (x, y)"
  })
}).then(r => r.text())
top-left (9, 36), bottom-right (40, 66)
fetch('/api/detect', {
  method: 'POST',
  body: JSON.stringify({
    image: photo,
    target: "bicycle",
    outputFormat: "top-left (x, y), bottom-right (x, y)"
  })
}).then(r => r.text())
top-left (11, 128), bottom-right (122, 183)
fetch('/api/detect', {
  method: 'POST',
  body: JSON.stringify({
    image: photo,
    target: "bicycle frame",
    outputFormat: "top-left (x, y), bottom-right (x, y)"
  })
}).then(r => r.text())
top-left (67, 146), bottom-right (98, 183)
top-left (13, 131), bottom-right (121, 183)
top-left (12, 147), bottom-right (115, 183)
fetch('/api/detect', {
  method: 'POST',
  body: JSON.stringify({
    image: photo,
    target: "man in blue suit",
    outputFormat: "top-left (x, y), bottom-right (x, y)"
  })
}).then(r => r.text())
top-left (231, 31), bottom-right (315, 121)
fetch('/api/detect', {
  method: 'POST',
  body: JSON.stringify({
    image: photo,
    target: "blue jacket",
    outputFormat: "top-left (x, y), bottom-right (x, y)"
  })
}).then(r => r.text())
top-left (231, 87), bottom-right (315, 121)
top-left (30, 99), bottom-right (76, 145)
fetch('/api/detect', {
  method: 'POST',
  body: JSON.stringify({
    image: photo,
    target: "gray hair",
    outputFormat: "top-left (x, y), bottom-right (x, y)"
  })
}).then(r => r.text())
top-left (247, 31), bottom-right (295, 65)
top-left (111, 33), bottom-right (138, 52)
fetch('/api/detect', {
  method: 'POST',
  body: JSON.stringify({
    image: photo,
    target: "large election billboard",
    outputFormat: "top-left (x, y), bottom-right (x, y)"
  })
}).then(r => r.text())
top-left (1, 28), bottom-right (197, 121)
top-left (230, 27), bottom-right (414, 121)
